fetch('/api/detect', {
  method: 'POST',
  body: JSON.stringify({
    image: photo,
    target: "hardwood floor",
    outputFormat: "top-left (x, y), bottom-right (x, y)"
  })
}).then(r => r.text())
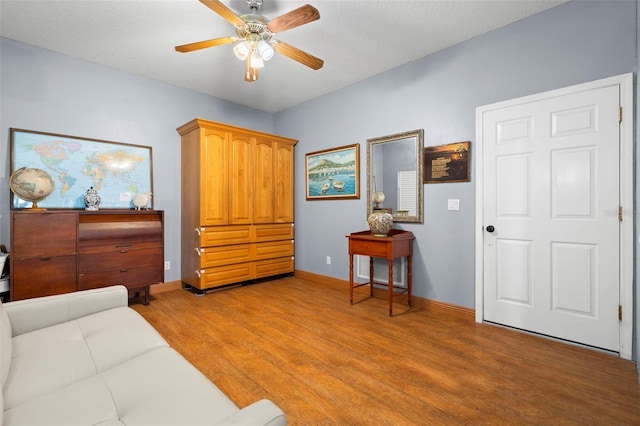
top-left (133, 276), bottom-right (640, 425)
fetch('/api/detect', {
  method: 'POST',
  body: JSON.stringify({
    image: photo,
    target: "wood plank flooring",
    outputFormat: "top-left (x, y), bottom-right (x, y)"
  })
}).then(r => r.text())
top-left (133, 276), bottom-right (640, 425)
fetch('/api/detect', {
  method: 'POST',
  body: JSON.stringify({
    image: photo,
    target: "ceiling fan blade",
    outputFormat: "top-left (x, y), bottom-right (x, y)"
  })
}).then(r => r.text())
top-left (266, 4), bottom-right (320, 33)
top-left (274, 41), bottom-right (324, 70)
top-left (175, 36), bottom-right (237, 53)
top-left (199, 0), bottom-right (245, 27)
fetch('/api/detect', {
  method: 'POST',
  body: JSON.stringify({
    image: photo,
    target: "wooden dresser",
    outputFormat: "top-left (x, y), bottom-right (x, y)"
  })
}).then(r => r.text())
top-left (177, 118), bottom-right (296, 294)
top-left (10, 210), bottom-right (164, 304)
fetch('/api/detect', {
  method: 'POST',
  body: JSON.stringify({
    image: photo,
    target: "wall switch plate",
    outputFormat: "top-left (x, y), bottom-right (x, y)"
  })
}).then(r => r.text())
top-left (447, 199), bottom-right (460, 211)
top-left (326, 256), bottom-right (331, 265)
top-left (164, 261), bottom-right (170, 271)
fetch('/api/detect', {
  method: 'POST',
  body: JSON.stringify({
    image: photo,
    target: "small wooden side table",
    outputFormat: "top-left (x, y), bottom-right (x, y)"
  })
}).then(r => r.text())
top-left (347, 229), bottom-right (414, 316)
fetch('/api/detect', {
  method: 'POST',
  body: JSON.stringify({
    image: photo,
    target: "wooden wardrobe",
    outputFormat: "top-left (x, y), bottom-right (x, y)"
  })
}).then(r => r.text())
top-left (177, 118), bottom-right (297, 293)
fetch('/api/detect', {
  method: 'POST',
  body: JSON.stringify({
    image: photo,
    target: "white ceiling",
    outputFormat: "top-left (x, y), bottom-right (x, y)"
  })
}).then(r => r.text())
top-left (1, 0), bottom-right (566, 113)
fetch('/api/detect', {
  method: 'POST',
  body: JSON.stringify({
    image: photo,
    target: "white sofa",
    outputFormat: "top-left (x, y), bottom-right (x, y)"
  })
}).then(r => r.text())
top-left (0, 285), bottom-right (286, 426)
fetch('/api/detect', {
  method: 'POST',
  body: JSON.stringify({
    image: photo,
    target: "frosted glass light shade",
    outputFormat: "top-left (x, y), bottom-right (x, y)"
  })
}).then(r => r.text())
top-left (233, 41), bottom-right (251, 60)
top-left (257, 41), bottom-right (274, 61)
top-left (250, 50), bottom-right (264, 68)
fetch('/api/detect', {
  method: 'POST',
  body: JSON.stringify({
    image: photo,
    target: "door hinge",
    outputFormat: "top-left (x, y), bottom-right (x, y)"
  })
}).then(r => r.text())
top-left (619, 106), bottom-right (622, 123)
top-left (618, 206), bottom-right (623, 222)
top-left (618, 305), bottom-right (622, 321)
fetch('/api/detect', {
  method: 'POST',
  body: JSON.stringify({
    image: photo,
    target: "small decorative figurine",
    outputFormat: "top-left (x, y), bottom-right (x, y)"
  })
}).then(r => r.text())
top-left (83, 186), bottom-right (100, 211)
top-left (133, 192), bottom-right (152, 210)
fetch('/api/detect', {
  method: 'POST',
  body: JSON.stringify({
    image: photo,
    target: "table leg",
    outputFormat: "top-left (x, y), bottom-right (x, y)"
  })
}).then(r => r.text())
top-left (407, 255), bottom-right (412, 307)
top-left (388, 259), bottom-right (393, 316)
top-left (349, 254), bottom-right (354, 305)
top-left (369, 257), bottom-right (374, 297)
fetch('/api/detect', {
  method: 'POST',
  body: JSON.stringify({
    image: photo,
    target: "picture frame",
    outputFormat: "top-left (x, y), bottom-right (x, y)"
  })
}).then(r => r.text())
top-left (10, 128), bottom-right (153, 209)
top-left (424, 141), bottom-right (471, 183)
top-left (306, 143), bottom-right (360, 200)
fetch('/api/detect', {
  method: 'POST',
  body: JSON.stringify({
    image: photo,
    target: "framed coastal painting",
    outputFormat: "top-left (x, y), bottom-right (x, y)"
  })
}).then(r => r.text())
top-left (306, 143), bottom-right (360, 200)
top-left (9, 128), bottom-right (153, 209)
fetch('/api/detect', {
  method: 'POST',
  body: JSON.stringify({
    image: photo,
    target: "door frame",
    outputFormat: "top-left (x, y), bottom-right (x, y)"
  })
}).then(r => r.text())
top-left (474, 73), bottom-right (634, 360)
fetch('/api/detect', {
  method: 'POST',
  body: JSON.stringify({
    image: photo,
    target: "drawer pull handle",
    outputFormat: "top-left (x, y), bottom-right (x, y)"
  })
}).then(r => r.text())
top-left (120, 269), bottom-right (128, 272)
top-left (40, 257), bottom-right (51, 261)
top-left (195, 269), bottom-right (203, 278)
top-left (194, 228), bottom-right (201, 236)
top-left (120, 250), bottom-right (128, 253)
top-left (194, 248), bottom-right (201, 257)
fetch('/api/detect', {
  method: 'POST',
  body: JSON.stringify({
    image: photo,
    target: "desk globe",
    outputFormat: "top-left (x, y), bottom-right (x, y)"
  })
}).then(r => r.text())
top-left (9, 167), bottom-right (55, 210)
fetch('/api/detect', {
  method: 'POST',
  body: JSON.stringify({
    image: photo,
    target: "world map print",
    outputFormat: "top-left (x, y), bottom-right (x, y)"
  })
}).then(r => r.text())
top-left (11, 130), bottom-right (152, 209)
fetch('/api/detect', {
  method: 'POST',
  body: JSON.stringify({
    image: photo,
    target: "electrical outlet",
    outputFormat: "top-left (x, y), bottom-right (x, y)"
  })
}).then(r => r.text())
top-left (326, 256), bottom-right (331, 265)
top-left (164, 261), bottom-right (170, 271)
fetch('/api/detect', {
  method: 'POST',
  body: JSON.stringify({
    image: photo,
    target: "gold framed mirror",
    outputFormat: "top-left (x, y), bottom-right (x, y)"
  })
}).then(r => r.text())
top-left (367, 129), bottom-right (424, 223)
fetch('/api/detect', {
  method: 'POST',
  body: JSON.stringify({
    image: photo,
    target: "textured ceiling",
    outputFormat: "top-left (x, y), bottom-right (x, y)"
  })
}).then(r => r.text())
top-left (1, 0), bottom-right (566, 113)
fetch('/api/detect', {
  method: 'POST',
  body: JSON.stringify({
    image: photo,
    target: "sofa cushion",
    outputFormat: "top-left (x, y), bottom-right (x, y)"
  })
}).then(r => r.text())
top-left (3, 374), bottom-right (123, 426)
top-left (4, 347), bottom-right (241, 426)
top-left (77, 307), bottom-right (168, 372)
top-left (102, 347), bottom-right (240, 425)
top-left (4, 307), bottom-right (168, 411)
top-left (1, 302), bottom-right (12, 388)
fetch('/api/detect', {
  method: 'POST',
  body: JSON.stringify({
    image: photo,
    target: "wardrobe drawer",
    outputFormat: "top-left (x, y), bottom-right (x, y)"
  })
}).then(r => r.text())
top-left (253, 240), bottom-right (294, 260)
top-left (253, 223), bottom-right (294, 242)
top-left (200, 244), bottom-right (251, 268)
top-left (198, 263), bottom-right (253, 288)
top-left (254, 256), bottom-right (294, 278)
top-left (200, 225), bottom-right (251, 247)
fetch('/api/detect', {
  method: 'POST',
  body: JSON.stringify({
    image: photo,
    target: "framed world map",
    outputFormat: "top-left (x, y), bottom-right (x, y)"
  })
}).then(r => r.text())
top-left (10, 128), bottom-right (153, 209)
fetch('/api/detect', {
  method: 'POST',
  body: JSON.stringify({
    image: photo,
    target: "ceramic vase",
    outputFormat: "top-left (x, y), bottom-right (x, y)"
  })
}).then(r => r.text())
top-left (367, 211), bottom-right (393, 237)
top-left (84, 186), bottom-right (101, 211)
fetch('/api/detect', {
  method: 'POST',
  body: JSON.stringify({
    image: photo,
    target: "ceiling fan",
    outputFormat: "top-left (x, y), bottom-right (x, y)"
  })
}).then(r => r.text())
top-left (175, 0), bottom-right (324, 82)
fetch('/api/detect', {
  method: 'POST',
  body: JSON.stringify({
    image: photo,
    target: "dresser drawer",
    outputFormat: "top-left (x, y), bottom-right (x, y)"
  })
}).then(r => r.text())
top-left (200, 244), bottom-right (252, 268)
top-left (12, 212), bottom-right (77, 257)
top-left (78, 246), bottom-right (163, 273)
top-left (78, 265), bottom-right (163, 290)
top-left (78, 241), bottom-right (161, 254)
top-left (78, 213), bottom-right (163, 247)
top-left (200, 225), bottom-right (252, 247)
top-left (11, 255), bottom-right (77, 300)
top-left (254, 256), bottom-right (294, 278)
top-left (253, 240), bottom-right (294, 260)
top-left (253, 223), bottom-right (294, 242)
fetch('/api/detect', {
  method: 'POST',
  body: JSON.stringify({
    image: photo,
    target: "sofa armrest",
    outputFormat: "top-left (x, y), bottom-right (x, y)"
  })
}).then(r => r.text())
top-left (4, 285), bottom-right (129, 336)
top-left (212, 399), bottom-right (287, 426)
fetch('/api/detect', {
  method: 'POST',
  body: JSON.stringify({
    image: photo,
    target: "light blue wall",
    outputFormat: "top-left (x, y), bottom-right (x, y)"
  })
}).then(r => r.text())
top-left (0, 37), bottom-right (273, 281)
top-left (275, 0), bottom-right (638, 362)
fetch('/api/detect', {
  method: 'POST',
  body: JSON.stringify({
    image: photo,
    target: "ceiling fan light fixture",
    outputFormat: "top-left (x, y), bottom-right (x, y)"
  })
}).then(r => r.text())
top-left (177, 0), bottom-right (323, 82)
top-left (257, 40), bottom-right (274, 61)
top-left (233, 41), bottom-right (251, 60)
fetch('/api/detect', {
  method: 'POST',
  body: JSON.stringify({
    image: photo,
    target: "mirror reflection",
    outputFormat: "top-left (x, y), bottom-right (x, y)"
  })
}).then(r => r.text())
top-left (367, 129), bottom-right (424, 223)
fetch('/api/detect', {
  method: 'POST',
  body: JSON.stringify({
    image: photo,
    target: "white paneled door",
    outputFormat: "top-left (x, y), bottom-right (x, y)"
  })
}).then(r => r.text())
top-left (478, 79), bottom-right (625, 352)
